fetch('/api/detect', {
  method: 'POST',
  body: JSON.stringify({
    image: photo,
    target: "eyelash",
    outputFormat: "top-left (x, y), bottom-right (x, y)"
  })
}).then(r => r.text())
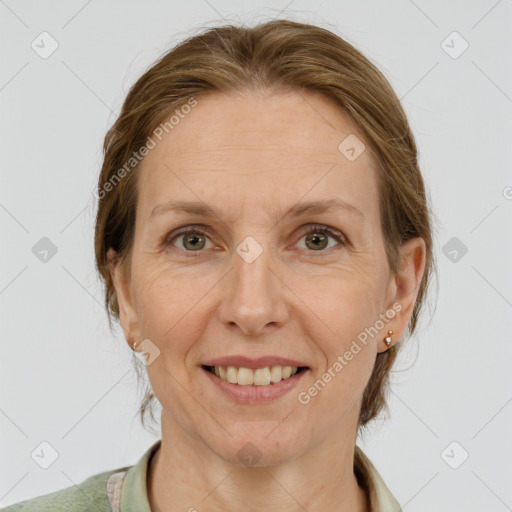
top-left (162, 224), bottom-right (346, 257)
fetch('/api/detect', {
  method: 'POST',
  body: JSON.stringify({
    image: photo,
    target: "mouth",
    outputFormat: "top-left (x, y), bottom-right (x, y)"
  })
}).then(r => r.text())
top-left (202, 364), bottom-right (310, 386)
top-left (201, 363), bottom-right (310, 403)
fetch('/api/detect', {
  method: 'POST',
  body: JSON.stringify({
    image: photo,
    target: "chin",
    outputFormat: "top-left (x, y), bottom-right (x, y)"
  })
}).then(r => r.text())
top-left (206, 423), bottom-right (306, 468)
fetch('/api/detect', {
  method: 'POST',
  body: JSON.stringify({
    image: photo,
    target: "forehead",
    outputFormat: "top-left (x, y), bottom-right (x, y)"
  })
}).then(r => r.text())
top-left (136, 90), bottom-right (380, 223)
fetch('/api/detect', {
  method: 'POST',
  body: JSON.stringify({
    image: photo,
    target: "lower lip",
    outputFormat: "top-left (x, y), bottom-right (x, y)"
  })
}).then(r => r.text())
top-left (201, 367), bottom-right (309, 404)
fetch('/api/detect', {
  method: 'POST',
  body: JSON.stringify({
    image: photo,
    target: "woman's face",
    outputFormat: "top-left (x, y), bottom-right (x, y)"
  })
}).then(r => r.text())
top-left (111, 89), bottom-right (425, 466)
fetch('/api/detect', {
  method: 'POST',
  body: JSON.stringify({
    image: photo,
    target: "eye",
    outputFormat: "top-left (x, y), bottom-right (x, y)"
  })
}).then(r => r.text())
top-left (162, 223), bottom-right (346, 257)
top-left (164, 226), bottom-right (215, 255)
top-left (296, 224), bottom-right (346, 252)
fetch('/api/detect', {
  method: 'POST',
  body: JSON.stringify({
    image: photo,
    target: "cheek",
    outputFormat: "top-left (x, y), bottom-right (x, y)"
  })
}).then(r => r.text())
top-left (132, 263), bottom-right (216, 360)
top-left (302, 279), bottom-right (379, 417)
top-left (308, 266), bottom-right (386, 340)
top-left (299, 265), bottom-right (386, 403)
top-left (134, 258), bottom-right (187, 317)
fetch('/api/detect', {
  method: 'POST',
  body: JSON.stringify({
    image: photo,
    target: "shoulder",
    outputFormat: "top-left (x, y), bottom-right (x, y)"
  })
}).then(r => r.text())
top-left (1, 466), bottom-right (131, 512)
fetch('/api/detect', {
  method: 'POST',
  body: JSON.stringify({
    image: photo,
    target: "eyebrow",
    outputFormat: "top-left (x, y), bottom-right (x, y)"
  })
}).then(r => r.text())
top-left (150, 198), bottom-right (364, 220)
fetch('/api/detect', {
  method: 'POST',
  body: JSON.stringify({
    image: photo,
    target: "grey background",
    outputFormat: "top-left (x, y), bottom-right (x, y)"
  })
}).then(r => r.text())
top-left (1, 1), bottom-right (511, 510)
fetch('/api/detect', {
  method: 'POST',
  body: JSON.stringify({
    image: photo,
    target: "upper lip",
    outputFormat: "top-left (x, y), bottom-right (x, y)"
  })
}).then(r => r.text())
top-left (203, 356), bottom-right (309, 369)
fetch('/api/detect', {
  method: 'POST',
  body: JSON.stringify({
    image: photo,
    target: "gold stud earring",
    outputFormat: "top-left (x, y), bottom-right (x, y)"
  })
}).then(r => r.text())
top-left (133, 340), bottom-right (138, 351)
top-left (384, 330), bottom-right (393, 347)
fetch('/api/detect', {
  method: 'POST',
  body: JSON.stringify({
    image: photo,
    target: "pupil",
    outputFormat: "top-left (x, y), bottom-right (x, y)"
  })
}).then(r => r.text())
top-left (308, 232), bottom-right (326, 250)
top-left (185, 233), bottom-right (204, 250)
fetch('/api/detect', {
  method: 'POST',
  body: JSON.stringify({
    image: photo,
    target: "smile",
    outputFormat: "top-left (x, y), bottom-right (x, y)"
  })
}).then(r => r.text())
top-left (203, 365), bottom-right (308, 386)
top-left (201, 364), bottom-right (310, 403)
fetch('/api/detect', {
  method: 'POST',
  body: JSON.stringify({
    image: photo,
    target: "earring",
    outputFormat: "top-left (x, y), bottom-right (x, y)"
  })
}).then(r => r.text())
top-left (133, 340), bottom-right (138, 351)
top-left (384, 330), bottom-right (393, 347)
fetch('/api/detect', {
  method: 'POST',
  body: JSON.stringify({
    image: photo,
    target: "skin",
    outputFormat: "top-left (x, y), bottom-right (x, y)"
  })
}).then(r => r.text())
top-left (108, 89), bottom-right (426, 512)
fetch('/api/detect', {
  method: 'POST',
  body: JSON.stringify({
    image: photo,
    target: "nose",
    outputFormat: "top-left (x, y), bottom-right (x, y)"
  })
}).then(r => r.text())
top-left (217, 241), bottom-right (289, 337)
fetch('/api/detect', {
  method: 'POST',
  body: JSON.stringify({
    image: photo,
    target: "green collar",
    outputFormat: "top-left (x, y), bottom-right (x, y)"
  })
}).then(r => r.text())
top-left (117, 440), bottom-right (401, 511)
top-left (120, 439), bottom-right (160, 512)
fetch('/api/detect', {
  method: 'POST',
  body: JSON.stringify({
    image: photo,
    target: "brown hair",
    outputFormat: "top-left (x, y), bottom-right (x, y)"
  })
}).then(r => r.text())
top-left (95, 19), bottom-right (436, 433)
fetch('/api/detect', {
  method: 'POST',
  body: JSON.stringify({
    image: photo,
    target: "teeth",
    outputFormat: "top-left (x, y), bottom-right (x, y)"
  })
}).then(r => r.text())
top-left (238, 367), bottom-right (254, 385)
top-left (210, 365), bottom-right (300, 386)
top-left (226, 366), bottom-right (238, 384)
top-left (270, 366), bottom-right (282, 382)
top-left (254, 367), bottom-right (271, 386)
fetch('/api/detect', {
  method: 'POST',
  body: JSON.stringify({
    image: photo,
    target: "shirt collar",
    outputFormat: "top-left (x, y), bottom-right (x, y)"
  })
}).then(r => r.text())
top-left (354, 444), bottom-right (403, 511)
top-left (120, 439), bottom-right (159, 512)
top-left (120, 440), bottom-right (402, 511)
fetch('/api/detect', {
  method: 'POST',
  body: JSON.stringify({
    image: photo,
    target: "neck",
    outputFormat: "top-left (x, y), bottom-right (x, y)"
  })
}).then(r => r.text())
top-left (147, 412), bottom-right (369, 512)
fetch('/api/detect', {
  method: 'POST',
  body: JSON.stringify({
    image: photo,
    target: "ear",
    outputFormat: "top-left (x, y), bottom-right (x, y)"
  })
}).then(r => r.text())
top-left (107, 248), bottom-right (140, 349)
top-left (380, 237), bottom-right (427, 353)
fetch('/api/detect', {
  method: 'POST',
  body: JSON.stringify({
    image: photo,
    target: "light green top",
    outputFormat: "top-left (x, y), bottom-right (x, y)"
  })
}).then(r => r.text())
top-left (2, 440), bottom-right (402, 511)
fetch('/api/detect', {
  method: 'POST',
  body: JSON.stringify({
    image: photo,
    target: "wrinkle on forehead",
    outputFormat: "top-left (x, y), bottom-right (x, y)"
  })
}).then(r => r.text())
top-left (136, 89), bottom-right (379, 230)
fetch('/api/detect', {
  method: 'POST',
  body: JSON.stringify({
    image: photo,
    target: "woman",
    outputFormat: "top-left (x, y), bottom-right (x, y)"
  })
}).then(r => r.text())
top-left (4, 19), bottom-right (434, 512)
